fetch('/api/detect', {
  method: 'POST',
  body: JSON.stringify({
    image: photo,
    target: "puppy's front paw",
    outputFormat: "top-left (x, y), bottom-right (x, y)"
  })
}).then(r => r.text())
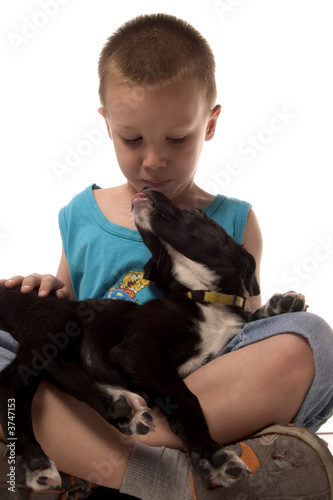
top-left (252, 291), bottom-right (307, 320)
top-left (266, 291), bottom-right (307, 315)
top-left (103, 386), bottom-right (156, 435)
top-left (17, 455), bottom-right (61, 491)
top-left (191, 448), bottom-right (249, 487)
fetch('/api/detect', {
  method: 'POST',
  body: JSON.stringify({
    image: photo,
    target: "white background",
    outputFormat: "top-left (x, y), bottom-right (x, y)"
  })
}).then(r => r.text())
top-left (0, 1), bottom-right (332, 432)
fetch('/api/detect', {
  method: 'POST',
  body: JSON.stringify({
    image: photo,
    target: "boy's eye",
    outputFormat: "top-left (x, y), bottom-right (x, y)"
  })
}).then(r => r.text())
top-left (120, 136), bottom-right (187, 146)
top-left (168, 136), bottom-right (187, 145)
top-left (121, 137), bottom-right (142, 145)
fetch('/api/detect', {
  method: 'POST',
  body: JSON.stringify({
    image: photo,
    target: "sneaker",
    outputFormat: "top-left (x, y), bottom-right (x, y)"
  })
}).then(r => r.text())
top-left (190, 424), bottom-right (333, 499)
top-left (0, 440), bottom-right (95, 499)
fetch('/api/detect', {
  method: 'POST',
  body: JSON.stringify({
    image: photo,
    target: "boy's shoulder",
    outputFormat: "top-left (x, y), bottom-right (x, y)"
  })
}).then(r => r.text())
top-left (93, 184), bottom-right (137, 230)
top-left (93, 184), bottom-right (129, 201)
top-left (60, 183), bottom-right (138, 232)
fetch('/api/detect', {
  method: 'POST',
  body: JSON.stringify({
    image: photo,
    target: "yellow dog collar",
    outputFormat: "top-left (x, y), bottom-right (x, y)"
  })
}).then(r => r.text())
top-left (186, 290), bottom-right (246, 309)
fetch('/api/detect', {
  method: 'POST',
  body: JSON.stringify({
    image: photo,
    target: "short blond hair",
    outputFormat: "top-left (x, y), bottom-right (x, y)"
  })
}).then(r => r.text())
top-left (98, 14), bottom-right (217, 111)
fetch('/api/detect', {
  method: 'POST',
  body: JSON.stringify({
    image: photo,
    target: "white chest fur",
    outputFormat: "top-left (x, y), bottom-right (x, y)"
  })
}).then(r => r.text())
top-left (178, 304), bottom-right (245, 378)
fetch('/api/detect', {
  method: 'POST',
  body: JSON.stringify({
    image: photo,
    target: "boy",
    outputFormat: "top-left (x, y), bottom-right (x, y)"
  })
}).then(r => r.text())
top-left (1, 13), bottom-right (333, 500)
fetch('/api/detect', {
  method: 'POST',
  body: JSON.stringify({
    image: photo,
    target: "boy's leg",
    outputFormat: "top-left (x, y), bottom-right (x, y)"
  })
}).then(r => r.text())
top-left (121, 425), bottom-right (333, 499)
top-left (120, 312), bottom-right (333, 499)
top-left (1, 312), bottom-right (332, 497)
top-left (141, 331), bottom-right (315, 448)
top-left (2, 327), bottom-right (315, 488)
top-left (0, 334), bottom-right (312, 496)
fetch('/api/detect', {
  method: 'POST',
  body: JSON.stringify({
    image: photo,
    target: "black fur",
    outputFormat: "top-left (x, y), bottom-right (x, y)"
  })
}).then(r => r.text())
top-left (0, 188), bottom-right (306, 490)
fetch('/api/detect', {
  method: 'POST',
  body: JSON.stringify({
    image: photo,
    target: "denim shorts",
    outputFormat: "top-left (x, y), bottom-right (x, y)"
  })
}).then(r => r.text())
top-left (220, 312), bottom-right (333, 432)
top-left (1, 311), bottom-right (333, 433)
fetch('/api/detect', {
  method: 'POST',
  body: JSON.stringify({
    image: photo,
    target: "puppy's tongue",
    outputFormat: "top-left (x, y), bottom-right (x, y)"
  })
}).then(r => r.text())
top-left (131, 193), bottom-right (153, 206)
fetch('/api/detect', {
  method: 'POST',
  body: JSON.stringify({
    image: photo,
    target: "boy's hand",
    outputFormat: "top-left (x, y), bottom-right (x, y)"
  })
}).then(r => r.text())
top-left (0, 274), bottom-right (70, 299)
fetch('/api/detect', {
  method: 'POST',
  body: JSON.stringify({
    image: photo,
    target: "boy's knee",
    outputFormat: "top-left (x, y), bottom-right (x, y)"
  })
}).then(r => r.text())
top-left (273, 333), bottom-right (315, 386)
top-left (259, 333), bottom-right (315, 424)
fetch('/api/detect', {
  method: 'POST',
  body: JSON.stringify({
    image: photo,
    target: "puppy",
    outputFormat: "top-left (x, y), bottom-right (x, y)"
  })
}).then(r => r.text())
top-left (0, 188), bottom-right (307, 490)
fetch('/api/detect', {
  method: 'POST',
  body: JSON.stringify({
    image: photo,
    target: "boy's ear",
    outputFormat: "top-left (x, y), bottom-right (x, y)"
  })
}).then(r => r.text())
top-left (205, 104), bottom-right (222, 142)
top-left (98, 107), bottom-right (106, 119)
top-left (98, 107), bottom-right (112, 140)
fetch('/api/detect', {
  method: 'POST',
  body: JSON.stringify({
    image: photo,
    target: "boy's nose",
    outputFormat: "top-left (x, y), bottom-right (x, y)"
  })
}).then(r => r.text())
top-left (142, 147), bottom-right (166, 170)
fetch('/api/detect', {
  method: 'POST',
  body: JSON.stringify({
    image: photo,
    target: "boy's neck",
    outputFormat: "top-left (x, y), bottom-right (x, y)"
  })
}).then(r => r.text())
top-left (170, 184), bottom-right (216, 211)
top-left (93, 183), bottom-right (216, 231)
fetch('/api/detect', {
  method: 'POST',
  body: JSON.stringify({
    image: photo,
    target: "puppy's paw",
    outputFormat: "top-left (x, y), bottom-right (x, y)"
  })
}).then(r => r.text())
top-left (252, 291), bottom-right (307, 320)
top-left (117, 406), bottom-right (155, 436)
top-left (103, 386), bottom-right (156, 435)
top-left (191, 448), bottom-right (249, 487)
top-left (17, 455), bottom-right (61, 491)
top-left (266, 291), bottom-right (307, 315)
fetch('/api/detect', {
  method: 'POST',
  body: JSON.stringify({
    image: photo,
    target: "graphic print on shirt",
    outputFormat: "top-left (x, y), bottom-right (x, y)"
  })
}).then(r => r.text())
top-left (106, 271), bottom-right (151, 303)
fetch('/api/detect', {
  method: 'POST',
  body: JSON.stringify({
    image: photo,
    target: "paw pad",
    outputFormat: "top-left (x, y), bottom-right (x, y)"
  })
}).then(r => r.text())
top-left (191, 448), bottom-right (249, 487)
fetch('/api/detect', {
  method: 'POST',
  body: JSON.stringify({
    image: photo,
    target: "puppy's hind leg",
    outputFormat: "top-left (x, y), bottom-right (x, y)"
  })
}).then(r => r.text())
top-left (45, 360), bottom-right (155, 436)
top-left (110, 341), bottom-right (249, 487)
top-left (0, 362), bottom-right (61, 491)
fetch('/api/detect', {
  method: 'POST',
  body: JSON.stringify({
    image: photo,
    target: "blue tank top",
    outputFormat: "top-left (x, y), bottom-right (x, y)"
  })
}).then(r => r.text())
top-left (59, 185), bottom-right (251, 302)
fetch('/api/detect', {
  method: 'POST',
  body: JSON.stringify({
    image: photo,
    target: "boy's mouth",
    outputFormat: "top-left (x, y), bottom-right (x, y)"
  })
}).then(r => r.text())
top-left (141, 179), bottom-right (171, 189)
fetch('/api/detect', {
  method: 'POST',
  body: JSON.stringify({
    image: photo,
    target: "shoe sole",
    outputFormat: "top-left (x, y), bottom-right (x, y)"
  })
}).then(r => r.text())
top-left (250, 424), bottom-right (333, 500)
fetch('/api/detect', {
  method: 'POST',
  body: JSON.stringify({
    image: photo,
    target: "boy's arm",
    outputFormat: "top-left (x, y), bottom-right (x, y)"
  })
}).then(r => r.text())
top-left (242, 208), bottom-right (263, 312)
top-left (56, 247), bottom-right (75, 299)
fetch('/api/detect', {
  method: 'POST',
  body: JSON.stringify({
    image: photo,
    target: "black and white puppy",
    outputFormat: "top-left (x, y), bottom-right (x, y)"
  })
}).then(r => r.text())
top-left (0, 188), bottom-right (307, 491)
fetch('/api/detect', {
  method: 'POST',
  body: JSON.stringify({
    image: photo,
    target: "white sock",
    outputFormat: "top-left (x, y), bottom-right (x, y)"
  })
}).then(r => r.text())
top-left (119, 442), bottom-right (193, 500)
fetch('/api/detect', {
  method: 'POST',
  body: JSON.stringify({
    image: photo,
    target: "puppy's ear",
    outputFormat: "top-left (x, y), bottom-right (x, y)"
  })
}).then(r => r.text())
top-left (143, 259), bottom-right (158, 282)
top-left (239, 248), bottom-right (260, 296)
top-left (144, 258), bottom-right (171, 290)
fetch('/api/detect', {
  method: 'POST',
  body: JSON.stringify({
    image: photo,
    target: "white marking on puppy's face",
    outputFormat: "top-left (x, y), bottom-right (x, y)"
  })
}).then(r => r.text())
top-left (133, 202), bottom-right (217, 291)
top-left (132, 203), bottom-right (153, 231)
